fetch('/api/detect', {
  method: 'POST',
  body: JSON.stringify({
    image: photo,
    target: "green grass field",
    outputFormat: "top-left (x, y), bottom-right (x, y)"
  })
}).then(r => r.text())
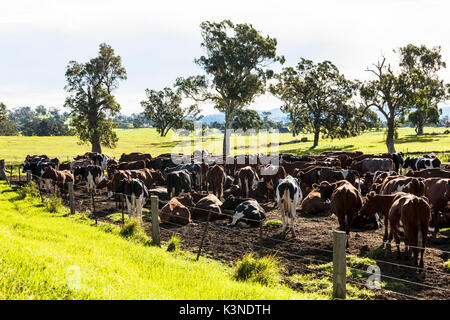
top-left (0, 181), bottom-right (329, 300)
top-left (1, 127), bottom-right (449, 165)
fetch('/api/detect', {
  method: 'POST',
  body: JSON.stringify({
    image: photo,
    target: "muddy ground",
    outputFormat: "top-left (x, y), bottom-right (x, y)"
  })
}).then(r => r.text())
top-left (10, 176), bottom-right (450, 300)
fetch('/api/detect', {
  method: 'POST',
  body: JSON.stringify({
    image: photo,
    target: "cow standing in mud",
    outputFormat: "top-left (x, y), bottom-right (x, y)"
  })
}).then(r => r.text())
top-left (276, 175), bottom-right (302, 237)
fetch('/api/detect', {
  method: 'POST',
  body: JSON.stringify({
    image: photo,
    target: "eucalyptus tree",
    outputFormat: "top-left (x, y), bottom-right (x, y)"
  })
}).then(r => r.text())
top-left (0, 102), bottom-right (18, 136)
top-left (360, 56), bottom-right (413, 153)
top-left (176, 20), bottom-right (284, 155)
top-left (270, 59), bottom-right (357, 147)
top-left (141, 87), bottom-right (201, 137)
top-left (397, 44), bottom-right (448, 134)
top-left (64, 43), bottom-right (127, 153)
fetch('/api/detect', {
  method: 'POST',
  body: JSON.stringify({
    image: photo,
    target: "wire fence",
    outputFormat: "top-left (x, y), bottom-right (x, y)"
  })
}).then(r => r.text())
top-left (4, 164), bottom-right (450, 300)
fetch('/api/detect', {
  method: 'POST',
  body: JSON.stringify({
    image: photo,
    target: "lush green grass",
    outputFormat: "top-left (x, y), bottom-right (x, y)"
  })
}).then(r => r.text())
top-left (263, 219), bottom-right (283, 229)
top-left (2, 127), bottom-right (449, 165)
top-left (0, 182), bottom-right (328, 300)
top-left (444, 260), bottom-right (450, 272)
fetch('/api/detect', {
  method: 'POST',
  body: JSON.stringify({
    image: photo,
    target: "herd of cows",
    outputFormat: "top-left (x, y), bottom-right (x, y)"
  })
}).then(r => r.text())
top-left (21, 150), bottom-right (450, 270)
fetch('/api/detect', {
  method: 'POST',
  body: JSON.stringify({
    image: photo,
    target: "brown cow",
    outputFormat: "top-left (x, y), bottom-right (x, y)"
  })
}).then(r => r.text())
top-left (127, 169), bottom-right (155, 190)
top-left (191, 194), bottom-right (223, 220)
top-left (301, 190), bottom-right (331, 215)
top-left (317, 180), bottom-right (363, 248)
top-left (235, 166), bottom-right (259, 198)
top-left (206, 164), bottom-right (226, 199)
top-left (119, 152), bottom-right (151, 162)
top-left (200, 162), bottom-right (209, 191)
top-left (159, 197), bottom-right (192, 225)
top-left (388, 194), bottom-right (431, 270)
top-left (422, 178), bottom-right (450, 235)
top-left (41, 167), bottom-right (74, 196)
top-left (116, 160), bottom-right (150, 171)
top-left (380, 177), bottom-right (425, 196)
top-left (359, 191), bottom-right (409, 241)
top-left (406, 168), bottom-right (450, 179)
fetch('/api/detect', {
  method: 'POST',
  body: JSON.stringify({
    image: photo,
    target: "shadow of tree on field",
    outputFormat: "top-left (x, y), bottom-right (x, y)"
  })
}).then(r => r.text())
top-left (282, 144), bottom-right (356, 155)
top-left (145, 141), bottom-right (181, 148)
top-left (394, 135), bottom-right (436, 144)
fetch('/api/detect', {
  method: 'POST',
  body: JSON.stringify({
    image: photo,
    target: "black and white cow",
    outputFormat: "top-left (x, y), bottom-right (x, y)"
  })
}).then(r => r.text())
top-left (73, 165), bottom-right (104, 192)
top-left (225, 198), bottom-right (266, 227)
top-left (403, 156), bottom-right (441, 171)
top-left (166, 169), bottom-right (193, 198)
top-left (275, 175), bottom-right (302, 237)
top-left (23, 158), bottom-right (57, 190)
top-left (115, 178), bottom-right (149, 220)
top-left (92, 154), bottom-right (110, 170)
top-left (391, 152), bottom-right (404, 173)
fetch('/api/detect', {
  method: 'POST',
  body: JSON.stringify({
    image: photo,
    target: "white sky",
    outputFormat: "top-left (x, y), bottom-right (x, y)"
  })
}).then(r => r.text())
top-left (0, 0), bottom-right (449, 115)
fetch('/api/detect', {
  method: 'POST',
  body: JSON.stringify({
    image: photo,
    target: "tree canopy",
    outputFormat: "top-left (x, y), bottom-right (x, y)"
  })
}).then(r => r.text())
top-left (64, 43), bottom-right (127, 153)
top-left (397, 44), bottom-right (449, 134)
top-left (270, 59), bottom-right (358, 147)
top-left (231, 109), bottom-right (263, 132)
top-left (141, 87), bottom-right (201, 136)
top-left (0, 103), bottom-right (18, 136)
top-left (176, 20), bottom-right (284, 155)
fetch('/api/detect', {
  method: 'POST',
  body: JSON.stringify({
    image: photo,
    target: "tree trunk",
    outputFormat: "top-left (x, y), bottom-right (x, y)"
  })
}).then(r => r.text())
top-left (313, 129), bottom-right (320, 148)
top-left (417, 123), bottom-right (424, 135)
top-left (91, 139), bottom-right (102, 154)
top-left (386, 119), bottom-right (396, 153)
top-left (223, 125), bottom-right (230, 156)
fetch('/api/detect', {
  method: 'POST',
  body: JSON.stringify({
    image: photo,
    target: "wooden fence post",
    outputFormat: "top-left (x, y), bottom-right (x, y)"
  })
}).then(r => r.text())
top-left (9, 165), bottom-right (13, 186)
top-left (333, 230), bottom-right (347, 300)
top-left (68, 182), bottom-right (75, 215)
top-left (26, 171), bottom-right (31, 183)
top-left (91, 191), bottom-right (97, 225)
top-left (121, 198), bottom-right (125, 225)
top-left (151, 195), bottom-right (160, 246)
top-left (259, 220), bottom-right (263, 244)
top-left (18, 166), bottom-right (21, 184)
top-left (0, 159), bottom-right (8, 183)
top-left (196, 210), bottom-right (212, 261)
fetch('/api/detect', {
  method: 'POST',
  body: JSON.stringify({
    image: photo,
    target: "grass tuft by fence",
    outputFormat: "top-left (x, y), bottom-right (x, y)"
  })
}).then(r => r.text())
top-left (232, 252), bottom-right (284, 287)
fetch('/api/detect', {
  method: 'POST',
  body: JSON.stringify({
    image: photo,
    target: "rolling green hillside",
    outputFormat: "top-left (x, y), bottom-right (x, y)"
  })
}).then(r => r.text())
top-left (0, 182), bottom-right (325, 300)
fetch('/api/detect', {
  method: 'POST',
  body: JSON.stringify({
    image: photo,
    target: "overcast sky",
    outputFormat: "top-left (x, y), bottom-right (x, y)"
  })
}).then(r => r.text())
top-left (1, 0), bottom-right (449, 115)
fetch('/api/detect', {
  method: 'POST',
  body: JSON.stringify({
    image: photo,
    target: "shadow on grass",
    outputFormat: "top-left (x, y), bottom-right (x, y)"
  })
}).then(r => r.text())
top-left (145, 141), bottom-right (181, 148)
top-left (282, 144), bottom-right (356, 155)
top-left (394, 135), bottom-right (436, 144)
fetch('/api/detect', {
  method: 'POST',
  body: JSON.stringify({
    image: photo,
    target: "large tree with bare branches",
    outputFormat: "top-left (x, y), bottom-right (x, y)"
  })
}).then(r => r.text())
top-left (360, 57), bottom-right (412, 153)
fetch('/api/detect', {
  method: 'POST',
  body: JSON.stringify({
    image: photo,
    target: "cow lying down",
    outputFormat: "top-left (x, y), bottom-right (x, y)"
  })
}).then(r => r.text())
top-left (222, 196), bottom-right (266, 227)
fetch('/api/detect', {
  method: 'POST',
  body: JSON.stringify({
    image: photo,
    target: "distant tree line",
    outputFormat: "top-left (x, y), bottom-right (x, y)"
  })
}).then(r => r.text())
top-left (0, 104), bottom-right (73, 136)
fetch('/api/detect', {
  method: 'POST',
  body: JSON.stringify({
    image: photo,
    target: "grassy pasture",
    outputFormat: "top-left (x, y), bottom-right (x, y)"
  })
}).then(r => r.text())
top-left (0, 182), bottom-right (327, 300)
top-left (1, 127), bottom-right (449, 165)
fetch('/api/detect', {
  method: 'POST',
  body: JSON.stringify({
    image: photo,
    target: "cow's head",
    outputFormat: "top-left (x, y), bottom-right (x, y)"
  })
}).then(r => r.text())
top-left (359, 192), bottom-right (380, 218)
top-left (316, 181), bottom-right (337, 200)
top-left (41, 166), bottom-right (56, 180)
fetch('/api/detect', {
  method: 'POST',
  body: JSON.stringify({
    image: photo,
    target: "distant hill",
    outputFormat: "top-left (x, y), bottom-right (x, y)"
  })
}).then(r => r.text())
top-left (441, 106), bottom-right (450, 118)
top-left (200, 108), bottom-right (288, 124)
top-left (200, 106), bottom-right (449, 125)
